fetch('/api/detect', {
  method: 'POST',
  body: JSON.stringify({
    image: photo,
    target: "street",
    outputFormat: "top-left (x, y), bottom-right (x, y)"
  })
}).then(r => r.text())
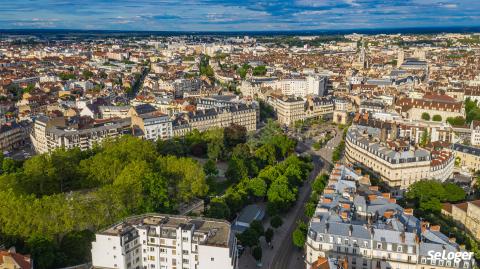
top-left (239, 125), bottom-right (343, 269)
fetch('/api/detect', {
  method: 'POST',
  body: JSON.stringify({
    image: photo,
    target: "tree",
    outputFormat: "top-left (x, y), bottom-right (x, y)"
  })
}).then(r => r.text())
top-left (250, 220), bottom-right (265, 237)
top-left (421, 112), bottom-right (431, 121)
top-left (270, 215), bottom-right (283, 229)
top-left (82, 70), bottom-right (94, 79)
top-left (142, 172), bottom-right (170, 212)
top-left (312, 174), bottom-right (329, 194)
top-left (432, 115), bottom-right (442, 122)
top-left (247, 177), bottom-right (267, 198)
top-left (225, 158), bottom-right (249, 183)
top-left (292, 227), bottom-right (306, 248)
top-left (405, 180), bottom-right (466, 213)
top-left (447, 116), bottom-right (466, 126)
top-left (58, 230), bottom-right (95, 266)
top-left (206, 198), bottom-right (230, 219)
top-left (252, 246), bottom-right (262, 262)
top-left (27, 235), bottom-right (57, 269)
top-left (2, 158), bottom-right (18, 174)
top-left (420, 130), bottom-right (430, 146)
top-left (255, 144), bottom-right (277, 166)
top-left (204, 159), bottom-right (218, 177)
top-left (156, 156), bottom-right (208, 202)
top-left (265, 228), bottom-right (274, 244)
top-left (224, 124), bottom-right (247, 148)
top-left (267, 176), bottom-right (297, 214)
top-left (237, 228), bottom-right (260, 247)
top-left (304, 201), bottom-right (316, 218)
top-left (443, 183), bottom-right (466, 202)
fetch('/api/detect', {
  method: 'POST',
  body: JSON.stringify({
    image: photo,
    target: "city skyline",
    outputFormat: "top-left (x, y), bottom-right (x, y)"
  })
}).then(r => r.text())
top-left (1, 0), bottom-right (480, 31)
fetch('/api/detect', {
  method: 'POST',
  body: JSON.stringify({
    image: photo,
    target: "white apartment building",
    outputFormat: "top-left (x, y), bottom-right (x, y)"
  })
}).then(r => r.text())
top-left (91, 214), bottom-right (238, 269)
top-left (265, 76), bottom-right (327, 97)
top-left (131, 113), bottom-right (173, 141)
top-left (470, 120), bottom-right (480, 146)
top-left (30, 116), bottom-right (131, 154)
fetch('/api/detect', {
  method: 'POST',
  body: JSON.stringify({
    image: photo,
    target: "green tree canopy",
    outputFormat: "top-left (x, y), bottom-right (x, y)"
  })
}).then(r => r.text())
top-left (421, 112), bottom-right (431, 121)
top-left (432, 115), bottom-right (442, 122)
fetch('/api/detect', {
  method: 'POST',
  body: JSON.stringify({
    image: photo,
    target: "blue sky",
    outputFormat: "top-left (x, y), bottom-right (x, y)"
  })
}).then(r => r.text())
top-left (1, 0), bottom-right (479, 31)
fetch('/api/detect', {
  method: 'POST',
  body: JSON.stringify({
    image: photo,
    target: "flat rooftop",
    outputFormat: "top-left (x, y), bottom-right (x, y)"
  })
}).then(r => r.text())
top-left (99, 213), bottom-right (232, 248)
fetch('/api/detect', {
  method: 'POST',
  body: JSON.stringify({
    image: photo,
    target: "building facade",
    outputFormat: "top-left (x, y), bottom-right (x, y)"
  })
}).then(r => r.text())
top-left (344, 125), bottom-right (454, 191)
top-left (442, 200), bottom-right (480, 241)
top-left (91, 214), bottom-right (238, 269)
top-left (305, 164), bottom-right (475, 269)
top-left (268, 95), bottom-right (334, 126)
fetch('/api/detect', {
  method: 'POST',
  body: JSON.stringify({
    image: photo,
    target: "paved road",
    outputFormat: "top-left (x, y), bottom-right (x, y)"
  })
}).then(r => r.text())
top-left (268, 133), bottom-right (343, 269)
top-left (269, 153), bottom-right (324, 269)
top-left (239, 126), bottom-right (343, 269)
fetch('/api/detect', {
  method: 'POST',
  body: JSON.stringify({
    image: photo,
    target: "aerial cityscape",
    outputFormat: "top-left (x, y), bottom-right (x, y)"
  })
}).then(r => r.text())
top-left (1, 1), bottom-right (480, 269)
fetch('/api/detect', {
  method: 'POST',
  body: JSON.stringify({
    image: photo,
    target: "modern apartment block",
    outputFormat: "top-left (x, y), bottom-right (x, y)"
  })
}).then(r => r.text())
top-left (305, 164), bottom-right (475, 269)
top-left (264, 76), bottom-right (328, 97)
top-left (91, 214), bottom-right (238, 269)
top-left (345, 125), bottom-right (454, 192)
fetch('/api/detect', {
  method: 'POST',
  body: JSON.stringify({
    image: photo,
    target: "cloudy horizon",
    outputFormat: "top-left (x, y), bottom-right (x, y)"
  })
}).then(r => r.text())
top-left (1, 0), bottom-right (479, 31)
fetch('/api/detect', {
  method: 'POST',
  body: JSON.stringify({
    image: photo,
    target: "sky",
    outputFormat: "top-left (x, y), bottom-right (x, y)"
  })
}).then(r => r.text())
top-left (1, 0), bottom-right (480, 31)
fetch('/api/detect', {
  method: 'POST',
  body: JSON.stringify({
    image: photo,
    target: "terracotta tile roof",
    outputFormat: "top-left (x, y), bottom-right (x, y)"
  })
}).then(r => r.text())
top-left (442, 203), bottom-right (452, 214)
top-left (0, 250), bottom-right (32, 269)
top-left (454, 202), bottom-right (468, 212)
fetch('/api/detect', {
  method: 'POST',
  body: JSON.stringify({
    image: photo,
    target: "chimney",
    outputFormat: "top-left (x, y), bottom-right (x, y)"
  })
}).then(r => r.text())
top-left (400, 231), bottom-right (406, 243)
top-left (404, 208), bottom-right (413, 215)
top-left (323, 198), bottom-right (333, 204)
top-left (381, 193), bottom-right (391, 199)
top-left (368, 194), bottom-right (377, 202)
top-left (389, 198), bottom-right (397, 204)
top-left (430, 225), bottom-right (441, 232)
top-left (383, 210), bottom-right (394, 219)
top-left (369, 186), bottom-right (379, 191)
top-left (342, 203), bottom-right (351, 209)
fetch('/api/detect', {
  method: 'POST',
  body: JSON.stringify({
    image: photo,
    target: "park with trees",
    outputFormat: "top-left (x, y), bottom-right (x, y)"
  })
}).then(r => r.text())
top-left (0, 120), bottom-right (311, 268)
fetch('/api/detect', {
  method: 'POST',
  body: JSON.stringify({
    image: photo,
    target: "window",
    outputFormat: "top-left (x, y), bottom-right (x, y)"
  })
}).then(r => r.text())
top-left (364, 241), bottom-right (368, 248)
top-left (211, 257), bottom-right (215, 261)
top-left (337, 237), bottom-right (342, 244)
top-left (421, 258), bottom-right (426, 264)
top-left (329, 236), bottom-right (334, 243)
top-left (387, 244), bottom-right (392, 251)
top-left (182, 250), bottom-right (189, 255)
top-left (397, 246), bottom-right (402, 252)
top-left (345, 239), bottom-right (349, 245)
top-left (431, 259), bottom-right (436, 266)
top-left (377, 243), bottom-right (382, 249)
top-left (183, 259), bottom-right (189, 264)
